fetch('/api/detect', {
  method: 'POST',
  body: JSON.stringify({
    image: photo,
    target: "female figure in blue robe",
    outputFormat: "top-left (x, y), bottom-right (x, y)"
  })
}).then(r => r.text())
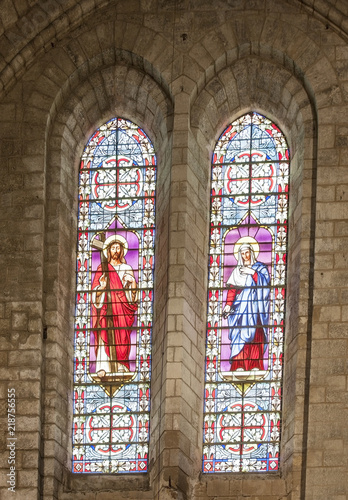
top-left (222, 242), bottom-right (270, 371)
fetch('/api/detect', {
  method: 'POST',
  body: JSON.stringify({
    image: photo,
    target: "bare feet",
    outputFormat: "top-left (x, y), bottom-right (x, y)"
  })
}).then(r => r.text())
top-left (97, 369), bottom-right (106, 378)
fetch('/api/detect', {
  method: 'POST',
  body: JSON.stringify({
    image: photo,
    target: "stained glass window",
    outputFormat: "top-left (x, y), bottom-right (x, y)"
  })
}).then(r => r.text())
top-left (203, 112), bottom-right (289, 473)
top-left (73, 118), bottom-right (156, 473)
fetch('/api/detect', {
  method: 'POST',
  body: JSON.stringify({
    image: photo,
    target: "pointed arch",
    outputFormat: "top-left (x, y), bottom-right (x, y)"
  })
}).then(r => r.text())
top-left (203, 112), bottom-right (289, 473)
top-left (73, 117), bottom-right (156, 473)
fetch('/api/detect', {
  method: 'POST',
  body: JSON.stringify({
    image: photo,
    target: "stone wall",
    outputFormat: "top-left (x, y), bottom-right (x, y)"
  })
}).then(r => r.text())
top-left (0, 1), bottom-right (347, 499)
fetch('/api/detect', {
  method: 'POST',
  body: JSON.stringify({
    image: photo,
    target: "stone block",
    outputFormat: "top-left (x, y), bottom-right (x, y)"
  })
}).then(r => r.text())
top-left (8, 350), bottom-right (42, 368)
top-left (0, 488), bottom-right (38, 500)
top-left (206, 478), bottom-right (230, 496)
top-left (17, 469), bottom-right (40, 488)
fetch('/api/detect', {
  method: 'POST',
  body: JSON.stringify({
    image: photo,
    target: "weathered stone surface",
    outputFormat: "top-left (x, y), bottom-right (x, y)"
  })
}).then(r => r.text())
top-left (0, 1), bottom-right (348, 499)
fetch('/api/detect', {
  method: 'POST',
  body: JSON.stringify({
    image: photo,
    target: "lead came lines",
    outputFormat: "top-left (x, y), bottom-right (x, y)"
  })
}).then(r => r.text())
top-left (73, 118), bottom-right (156, 473)
top-left (203, 113), bottom-right (289, 473)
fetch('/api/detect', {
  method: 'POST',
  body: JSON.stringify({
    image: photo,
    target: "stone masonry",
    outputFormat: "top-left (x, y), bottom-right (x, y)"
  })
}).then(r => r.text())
top-left (0, 0), bottom-right (348, 499)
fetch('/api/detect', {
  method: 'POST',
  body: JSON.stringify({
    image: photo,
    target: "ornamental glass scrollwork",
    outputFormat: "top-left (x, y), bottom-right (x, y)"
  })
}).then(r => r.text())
top-left (203, 113), bottom-right (289, 473)
top-left (73, 118), bottom-right (156, 473)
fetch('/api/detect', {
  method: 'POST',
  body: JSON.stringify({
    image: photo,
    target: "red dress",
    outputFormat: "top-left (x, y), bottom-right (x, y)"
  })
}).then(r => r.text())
top-left (226, 272), bottom-right (265, 371)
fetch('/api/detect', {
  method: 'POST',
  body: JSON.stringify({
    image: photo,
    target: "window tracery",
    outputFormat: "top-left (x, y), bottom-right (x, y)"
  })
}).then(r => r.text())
top-left (203, 112), bottom-right (289, 473)
top-left (73, 117), bottom-right (156, 473)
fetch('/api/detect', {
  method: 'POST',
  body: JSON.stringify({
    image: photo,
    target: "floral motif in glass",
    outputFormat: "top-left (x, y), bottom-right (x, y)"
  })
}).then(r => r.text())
top-left (73, 118), bottom-right (156, 473)
top-left (203, 112), bottom-right (289, 473)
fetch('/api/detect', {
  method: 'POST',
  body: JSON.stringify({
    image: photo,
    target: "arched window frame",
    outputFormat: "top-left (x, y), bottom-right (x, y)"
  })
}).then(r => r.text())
top-left (72, 117), bottom-right (156, 474)
top-left (203, 112), bottom-right (289, 473)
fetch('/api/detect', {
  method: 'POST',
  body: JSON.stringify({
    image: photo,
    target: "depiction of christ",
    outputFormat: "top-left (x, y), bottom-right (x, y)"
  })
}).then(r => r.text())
top-left (91, 234), bottom-right (138, 377)
top-left (222, 236), bottom-right (270, 372)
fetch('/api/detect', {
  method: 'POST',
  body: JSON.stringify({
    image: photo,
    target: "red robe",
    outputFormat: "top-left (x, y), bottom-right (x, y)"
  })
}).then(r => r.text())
top-left (226, 272), bottom-right (265, 371)
top-left (91, 263), bottom-right (137, 371)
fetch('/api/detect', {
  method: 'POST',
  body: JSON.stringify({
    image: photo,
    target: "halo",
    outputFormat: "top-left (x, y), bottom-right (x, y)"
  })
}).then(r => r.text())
top-left (233, 236), bottom-right (259, 261)
top-left (102, 234), bottom-right (128, 258)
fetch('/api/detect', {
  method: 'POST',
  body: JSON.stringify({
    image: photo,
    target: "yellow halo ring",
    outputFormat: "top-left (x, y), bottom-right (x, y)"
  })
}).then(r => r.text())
top-left (102, 234), bottom-right (128, 258)
top-left (233, 236), bottom-right (259, 261)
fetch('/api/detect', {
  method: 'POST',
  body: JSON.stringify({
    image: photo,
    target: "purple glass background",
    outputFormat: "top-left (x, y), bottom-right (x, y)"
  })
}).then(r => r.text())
top-left (219, 216), bottom-right (273, 372)
top-left (88, 218), bottom-right (140, 373)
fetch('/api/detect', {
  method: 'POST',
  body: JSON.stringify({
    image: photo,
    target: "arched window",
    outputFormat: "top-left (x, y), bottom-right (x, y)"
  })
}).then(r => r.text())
top-left (203, 112), bottom-right (289, 473)
top-left (73, 118), bottom-right (156, 473)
